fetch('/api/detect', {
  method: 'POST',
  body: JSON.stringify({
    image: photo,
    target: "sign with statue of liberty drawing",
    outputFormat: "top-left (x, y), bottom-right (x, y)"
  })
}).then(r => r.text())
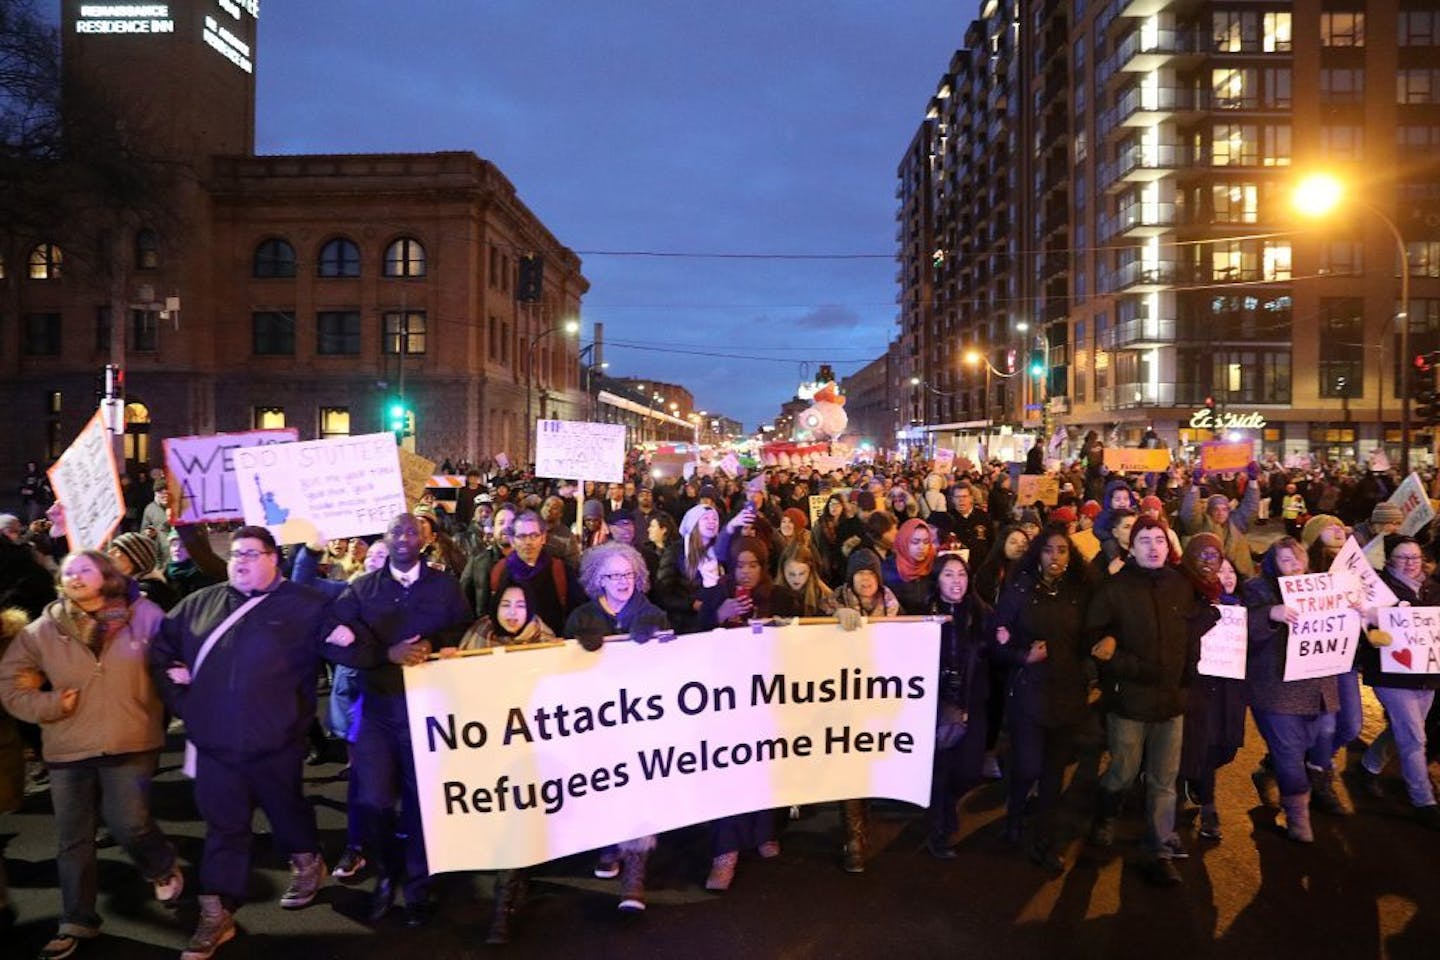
top-left (234, 432), bottom-right (407, 545)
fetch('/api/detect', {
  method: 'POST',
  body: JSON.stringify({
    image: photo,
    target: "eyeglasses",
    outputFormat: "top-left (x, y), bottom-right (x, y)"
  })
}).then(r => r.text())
top-left (1393, 554), bottom-right (1425, 564)
top-left (227, 549), bottom-right (273, 562)
top-left (1197, 549), bottom-right (1223, 561)
top-left (512, 531), bottom-right (544, 541)
top-left (601, 572), bottom-right (636, 583)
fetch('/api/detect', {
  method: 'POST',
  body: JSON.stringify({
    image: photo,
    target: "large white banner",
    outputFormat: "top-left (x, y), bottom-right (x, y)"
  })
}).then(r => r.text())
top-left (404, 620), bottom-right (940, 872)
top-left (534, 420), bottom-right (626, 482)
top-left (233, 432), bottom-right (405, 544)
top-left (163, 429), bottom-right (298, 526)
top-left (1378, 607), bottom-right (1440, 675)
top-left (47, 410), bottom-right (124, 550)
top-left (1329, 537), bottom-right (1398, 610)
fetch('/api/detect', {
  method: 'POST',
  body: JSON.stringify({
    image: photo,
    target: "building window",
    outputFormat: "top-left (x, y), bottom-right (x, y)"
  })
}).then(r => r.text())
top-left (316, 310), bottom-right (362, 355)
top-left (382, 310), bottom-right (427, 354)
top-left (252, 310), bottom-right (296, 355)
top-left (1321, 12), bottom-right (1365, 47)
top-left (23, 313), bottom-right (61, 355)
top-left (319, 407), bottom-right (351, 439)
top-left (1211, 183), bottom-right (1259, 223)
top-left (1408, 242), bottom-right (1440, 278)
top-left (488, 315), bottom-right (499, 359)
top-left (254, 407), bottom-right (285, 430)
top-left (0, 256), bottom-right (6, 280)
top-left (133, 228), bottom-right (160, 270)
top-left (28, 243), bottom-right (62, 280)
top-left (1263, 11), bottom-right (1292, 51)
top-left (1320, 68), bottom-right (1365, 104)
top-left (1400, 10), bottom-right (1439, 46)
top-left (500, 320), bottom-right (510, 363)
top-left (383, 237), bottom-right (426, 278)
top-left (489, 247), bottom-right (500, 287)
top-left (318, 238), bottom-right (361, 278)
top-left (253, 239), bottom-right (296, 278)
top-left (132, 309), bottom-right (159, 353)
top-left (1320, 125), bottom-right (1364, 160)
top-left (1319, 298), bottom-right (1364, 398)
top-left (1320, 240), bottom-right (1364, 276)
top-left (1399, 125), bottom-right (1440, 159)
top-left (1213, 68), bottom-right (1256, 110)
top-left (1398, 69), bottom-right (1440, 105)
top-left (1262, 68), bottom-right (1292, 108)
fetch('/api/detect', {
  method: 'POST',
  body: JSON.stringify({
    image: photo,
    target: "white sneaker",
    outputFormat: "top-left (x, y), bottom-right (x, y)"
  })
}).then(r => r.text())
top-left (154, 866), bottom-right (185, 904)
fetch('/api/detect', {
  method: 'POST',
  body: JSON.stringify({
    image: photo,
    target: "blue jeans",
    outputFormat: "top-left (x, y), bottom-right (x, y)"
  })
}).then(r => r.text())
top-left (1364, 687), bottom-right (1437, 807)
top-left (1100, 714), bottom-right (1183, 856)
top-left (50, 752), bottom-right (175, 937)
top-left (1328, 670), bottom-right (1362, 758)
top-left (1253, 710), bottom-right (1336, 797)
top-left (328, 664), bottom-right (363, 742)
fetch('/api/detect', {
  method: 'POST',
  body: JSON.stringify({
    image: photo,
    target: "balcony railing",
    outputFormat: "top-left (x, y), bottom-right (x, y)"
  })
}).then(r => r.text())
top-left (1113, 316), bottom-right (1177, 346)
top-left (1107, 260), bottom-right (1178, 291)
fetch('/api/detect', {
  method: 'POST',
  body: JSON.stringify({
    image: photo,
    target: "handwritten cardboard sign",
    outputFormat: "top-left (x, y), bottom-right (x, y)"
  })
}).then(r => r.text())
top-left (1200, 440), bottom-right (1253, 473)
top-left (1283, 609), bottom-right (1360, 681)
top-left (535, 420), bottom-right (626, 483)
top-left (1198, 604), bottom-right (1248, 680)
top-left (1016, 474), bottom-right (1060, 507)
top-left (164, 429), bottom-right (299, 526)
top-left (1378, 606), bottom-right (1440, 675)
top-left (398, 448), bottom-right (438, 508)
top-left (1279, 571), bottom-right (1365, 614)
top-left (1329, 537), bottom-right (1398, 610)
top-left (46, 410), bottom-right (123, 550)
top-left (1102, 448), bottom-right (1171, 473)
top-left (1388, 472), bottom-right (1435, 536)
top-left (234, 432), bottom-right (406, 545)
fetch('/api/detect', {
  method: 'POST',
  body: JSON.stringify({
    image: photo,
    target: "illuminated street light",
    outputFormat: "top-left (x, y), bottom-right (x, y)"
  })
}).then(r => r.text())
top-left (1293, 171), bottom-right (1412, 471)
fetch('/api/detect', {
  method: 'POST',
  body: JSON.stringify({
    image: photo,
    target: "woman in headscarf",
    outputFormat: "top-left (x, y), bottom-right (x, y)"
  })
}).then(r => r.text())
top-left (922, 552), bottom-right (993, 859)
top-left (882, 518), bottom-right (937, 614)
top-left (0, 550), bottom-right (183, 960)
top-left (992, 525), bottom-right (1093, 872)
top-left (1176, 533), bottom-right (1248, 842)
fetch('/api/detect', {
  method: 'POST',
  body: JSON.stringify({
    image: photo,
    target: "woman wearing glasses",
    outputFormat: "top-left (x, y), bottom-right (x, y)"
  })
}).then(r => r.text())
top-left (1357, 535), bottom-right (1440, 830)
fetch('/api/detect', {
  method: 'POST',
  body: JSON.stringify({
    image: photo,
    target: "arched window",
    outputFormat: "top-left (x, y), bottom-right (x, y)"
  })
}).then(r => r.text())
top-left (28, 243), bottom-right (62, 280)
top-left (135, 228), bottom-right (160, 270)
top-left (253, 238), bottom-right (296, 278)
top-left (383, 237), bottom-right (426, 278)
top-left (318, 237), bottom-right (361, 278)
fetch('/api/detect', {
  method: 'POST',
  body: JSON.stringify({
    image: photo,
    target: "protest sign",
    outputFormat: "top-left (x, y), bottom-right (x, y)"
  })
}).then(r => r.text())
top-left (1102, 448), bottom-right (1170, 473)
top-left (1388, 472), bottom-right (1435, 536)
top-left (234, 432), bottom-right (406, 545)
top-left (397, 448), bottom-right (437, 509)
top-left (404, 619), bottom-right (940, 872)
top-left (933, 448), bottom-right (955, 472)
top-left (535, 420), bottom-right (626, 483)
top-left (164, 429), bottom-right (299, 526)
top-left (1329, 537), bottom-right (1398, 610)
top-left (1378, 607), bottom-right (1440, 675)
top-left (720, 451), bottom-right (742, 477)
top-left (1200, 440), bottom-right (1253, 473)
top-left (1016, 474), bottom-right (1059, 507)
top-left (46, 410), bottom-right (123, 550)
top-left (1278, 571), bottom-right (1365, 614)
top-left (1198, 604), bottom-right (1248, 680)
top-left (809, 494), bottom-right (829, 528)
top-left (494, 452), bottom-right (511, 471)
top-left (1283, 609), bottom-right (1360, 681)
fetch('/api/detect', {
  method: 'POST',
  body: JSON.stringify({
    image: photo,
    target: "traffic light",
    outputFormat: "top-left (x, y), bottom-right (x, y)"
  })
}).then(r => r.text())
top-left (386, 397), bottom-right (412, 437)
top-left (1413, 353), bottom-right (1440, 424)
top-left (1414, 389), bottom-right (1440, 425)
top-left (1028, 350), bottom-right (1046, 378)
top-left (517, 254), bottom-right (544, 303)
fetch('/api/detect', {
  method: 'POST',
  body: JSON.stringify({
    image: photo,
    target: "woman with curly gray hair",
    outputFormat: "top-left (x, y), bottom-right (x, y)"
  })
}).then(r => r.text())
top-left (560, 541), bottom-right (671, 915)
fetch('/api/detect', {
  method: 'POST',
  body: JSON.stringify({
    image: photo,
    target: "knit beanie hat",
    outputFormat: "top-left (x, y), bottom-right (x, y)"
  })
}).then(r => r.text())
top-left (1140, 495), bottom-right (1164, 515)
top-left (679, 504), bottom-right (717, 541)
top-left (1079, 500), bottom-right (1102, 520)
top-left (111, 532), bottom-right (158, 573)
top-left (1205, 494), bottom-right (1231, 514)
top-left (1050, 506), bottom-right (1077, 524)
top-left (783, 507), bottom-right (809, 531)
top-left (846, 547), bottom-right (883, 583)
top-left (582, 499), bottom-right (605, 520)
top-left (1300, 514), bottom-right (1344, 549)
top-left (1371, 502), bottom-right (1404, 526)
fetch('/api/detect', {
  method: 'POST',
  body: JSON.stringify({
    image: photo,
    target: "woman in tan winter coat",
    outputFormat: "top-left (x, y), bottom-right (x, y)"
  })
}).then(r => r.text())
top-left (0, 551), bottom-right (182, 960)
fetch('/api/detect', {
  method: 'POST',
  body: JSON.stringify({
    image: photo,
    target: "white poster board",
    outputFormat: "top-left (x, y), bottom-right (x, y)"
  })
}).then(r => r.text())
top-left (404, 619), bottom-right (939, 871)
top-left (1329, 537), bottom-right (1398, 610)
top-left (1378, 607), bottom-right (1440, 675)
top-left (534, 420), bottom-right (626, 483)
top-left (1390, 472), bottom-right (1436, 536)
top-left (1197, 604), bottom-right (1248, 680)
top-left (163, 429), bottom-right (298, 525)
top-left (234, 432), bottom-right (406, 545)
top-left (1283, 610), bottom-right (1360, 681)
top-left (46, 410), bottom-right (124, 550)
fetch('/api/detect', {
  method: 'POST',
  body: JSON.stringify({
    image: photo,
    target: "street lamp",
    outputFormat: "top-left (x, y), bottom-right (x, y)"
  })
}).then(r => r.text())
top-left (964, 348), bottom-right (1020, 450)
top-left (1293, 173), bottom-right (1412, 471)
top-left (525, 318), bottom-right (580, 465)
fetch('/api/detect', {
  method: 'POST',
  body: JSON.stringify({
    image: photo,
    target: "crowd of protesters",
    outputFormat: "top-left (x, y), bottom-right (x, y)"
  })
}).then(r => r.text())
top-left (3, 438), bottom-right (1440, 958)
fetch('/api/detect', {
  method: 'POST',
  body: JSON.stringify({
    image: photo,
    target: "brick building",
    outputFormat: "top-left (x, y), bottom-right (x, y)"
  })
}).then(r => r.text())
top-left (0, 1), bottom-right (587, 477)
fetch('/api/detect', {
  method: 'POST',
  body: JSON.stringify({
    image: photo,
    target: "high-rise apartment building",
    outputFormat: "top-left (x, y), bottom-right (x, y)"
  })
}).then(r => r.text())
top-left (900, 0), bottom-right (1440, 463)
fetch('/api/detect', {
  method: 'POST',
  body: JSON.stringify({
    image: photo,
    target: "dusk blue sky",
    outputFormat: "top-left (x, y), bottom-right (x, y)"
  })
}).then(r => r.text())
top-left (254, 2), bottom-right (981, 429)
